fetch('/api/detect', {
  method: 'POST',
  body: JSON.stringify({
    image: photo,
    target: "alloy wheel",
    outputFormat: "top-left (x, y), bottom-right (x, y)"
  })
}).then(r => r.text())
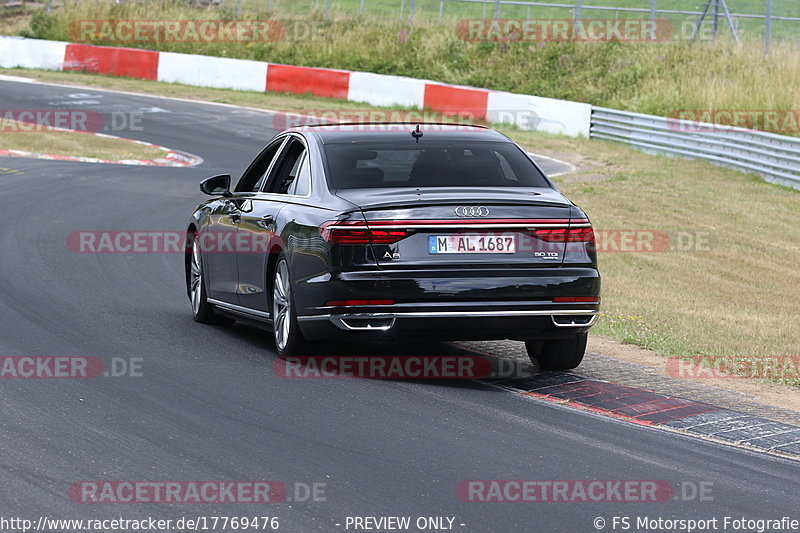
top-left (273, 260), bottom-right (291, 350)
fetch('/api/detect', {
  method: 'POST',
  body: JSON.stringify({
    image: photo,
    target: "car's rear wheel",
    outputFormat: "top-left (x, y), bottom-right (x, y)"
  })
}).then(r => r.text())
top-left (526, 333), bottom-right (587, 370)
top-left (188, 234), bottom-right (233, 325)
top-left (272, 255), bottom-right (309, 356)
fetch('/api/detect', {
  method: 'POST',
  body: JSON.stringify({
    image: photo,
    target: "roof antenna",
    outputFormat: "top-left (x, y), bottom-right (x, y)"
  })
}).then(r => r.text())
top-left (410, 124), bottom-right (423, 143)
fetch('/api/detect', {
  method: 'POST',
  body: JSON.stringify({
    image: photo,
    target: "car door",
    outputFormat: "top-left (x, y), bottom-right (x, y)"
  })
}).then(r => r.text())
top-left (204, 137), bottom-right (287, 305)
top-left (203, 197), bottom-right (243, 304)
top-left (236, 135), bottom-right (310, 312)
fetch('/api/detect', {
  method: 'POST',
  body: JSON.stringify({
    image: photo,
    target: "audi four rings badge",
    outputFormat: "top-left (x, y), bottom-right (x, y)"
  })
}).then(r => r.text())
top-left (455, 206), bottom-right (490, 217)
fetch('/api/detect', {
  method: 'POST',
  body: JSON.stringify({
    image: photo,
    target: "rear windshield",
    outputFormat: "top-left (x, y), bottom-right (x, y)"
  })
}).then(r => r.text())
top-left (322, 141), bottom-right (550, 189)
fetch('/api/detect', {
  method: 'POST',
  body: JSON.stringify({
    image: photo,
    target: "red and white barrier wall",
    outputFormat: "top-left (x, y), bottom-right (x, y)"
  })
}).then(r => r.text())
top-left (0, 36), bottom-right (591, 137)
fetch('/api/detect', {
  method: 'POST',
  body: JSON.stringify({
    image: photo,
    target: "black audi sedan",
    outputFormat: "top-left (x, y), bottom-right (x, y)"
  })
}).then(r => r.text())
top-left (186, 124), bottom-right (599, 369)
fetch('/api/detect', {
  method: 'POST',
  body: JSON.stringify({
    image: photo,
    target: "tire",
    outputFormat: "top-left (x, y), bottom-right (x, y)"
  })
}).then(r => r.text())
top-left (188, 233), bottom-right (234, 325)
top-left (526, 333), bottom-right (587, 371)
top-left (272, 255), bottom-right (309, 357)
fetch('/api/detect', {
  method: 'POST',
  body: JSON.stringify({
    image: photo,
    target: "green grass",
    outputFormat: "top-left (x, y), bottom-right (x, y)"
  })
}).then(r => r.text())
top-left (511, 127), bottom-right (800, 389)
top-left (0, 118), bottom-right (168, 160)
top-left (2, 66), bottom-right (798, 390)
top-left (9, 0), bottom-right (800, 136)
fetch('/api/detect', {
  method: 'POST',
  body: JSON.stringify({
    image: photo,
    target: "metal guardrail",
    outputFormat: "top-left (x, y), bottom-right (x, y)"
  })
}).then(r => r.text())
top-left (590, 106), bottom-right (800, 190)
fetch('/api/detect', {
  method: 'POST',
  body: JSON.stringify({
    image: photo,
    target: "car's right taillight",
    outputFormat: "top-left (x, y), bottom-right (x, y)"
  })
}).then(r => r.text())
top-left (534, 219), bottom-right (595, 244)
top-left (561, 218), bottom-right (597, 264)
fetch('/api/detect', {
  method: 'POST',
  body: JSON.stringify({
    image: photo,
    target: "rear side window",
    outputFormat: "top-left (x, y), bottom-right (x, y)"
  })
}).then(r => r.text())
top-left (288, 153), bottom-right (311, 196)
top-left (266, 139), bottom-right (307, 195)
top-left (323, 141), bottom-right (549, 189)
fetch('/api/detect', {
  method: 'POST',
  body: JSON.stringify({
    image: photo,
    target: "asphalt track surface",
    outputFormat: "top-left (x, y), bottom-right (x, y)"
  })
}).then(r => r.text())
top-left (0, 78), bottom-right (798, 532)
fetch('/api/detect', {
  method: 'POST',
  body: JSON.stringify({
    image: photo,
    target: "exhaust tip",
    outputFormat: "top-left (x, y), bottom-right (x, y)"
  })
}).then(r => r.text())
top-left (332, 317), bottom-right (396, 331)
top-left (551, 315), bottom-right (597, 328)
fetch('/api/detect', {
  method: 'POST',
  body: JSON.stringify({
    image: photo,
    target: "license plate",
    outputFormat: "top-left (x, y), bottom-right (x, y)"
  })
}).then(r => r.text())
top-left (429, 235), bottom-right (516, 254)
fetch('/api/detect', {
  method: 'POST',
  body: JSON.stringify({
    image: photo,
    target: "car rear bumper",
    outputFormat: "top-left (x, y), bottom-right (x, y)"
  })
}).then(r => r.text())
top-left (295, 267), bottom-right (600, 341)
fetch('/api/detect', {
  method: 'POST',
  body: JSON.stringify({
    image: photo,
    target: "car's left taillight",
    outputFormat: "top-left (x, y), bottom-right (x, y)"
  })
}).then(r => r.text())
top-left (320, 221), bottom-right (408, 245)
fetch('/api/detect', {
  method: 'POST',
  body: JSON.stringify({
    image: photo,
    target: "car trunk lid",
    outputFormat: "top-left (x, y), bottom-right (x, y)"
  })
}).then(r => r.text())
top-left (334, 187), bottom-right (576, 269)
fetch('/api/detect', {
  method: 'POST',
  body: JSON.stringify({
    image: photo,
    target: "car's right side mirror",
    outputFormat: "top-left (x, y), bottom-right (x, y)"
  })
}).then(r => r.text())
top-left (200, 174), bottom-right (232, 197)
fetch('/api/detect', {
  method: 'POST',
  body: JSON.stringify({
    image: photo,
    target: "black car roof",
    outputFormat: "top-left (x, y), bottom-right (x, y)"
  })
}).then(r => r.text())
top-left (290, 123), bottom-right (511, 144)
